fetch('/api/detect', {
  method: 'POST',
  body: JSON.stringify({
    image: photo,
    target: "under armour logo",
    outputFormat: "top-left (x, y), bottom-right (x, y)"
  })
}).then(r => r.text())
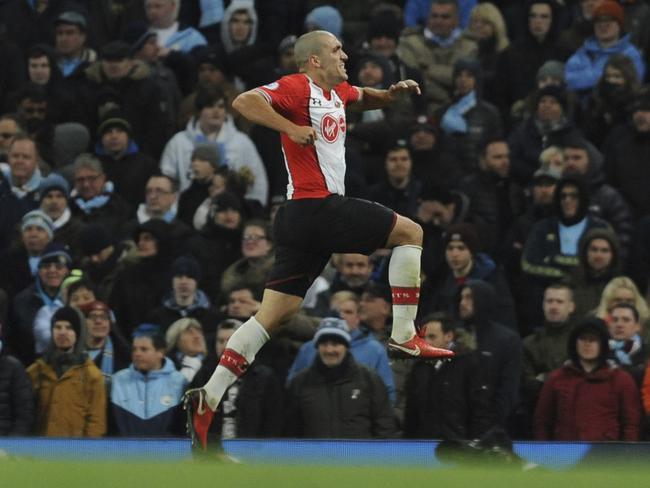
top-left (310, 97), bottom-right (322, 106)
top-left (351, 389), bottom-right (361, 400)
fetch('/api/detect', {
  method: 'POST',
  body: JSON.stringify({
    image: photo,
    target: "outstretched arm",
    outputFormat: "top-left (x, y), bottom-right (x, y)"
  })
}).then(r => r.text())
top-left (355, 79), bottom-right (421, 111)
top-left (232, 90), bottom-right (318, 146)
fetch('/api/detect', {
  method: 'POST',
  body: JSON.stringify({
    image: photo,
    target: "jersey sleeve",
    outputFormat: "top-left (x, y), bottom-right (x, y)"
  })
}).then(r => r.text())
top-left (254, 75), bottom-right (308, 114)
top-left (334, 82), bottom-right (361, 106)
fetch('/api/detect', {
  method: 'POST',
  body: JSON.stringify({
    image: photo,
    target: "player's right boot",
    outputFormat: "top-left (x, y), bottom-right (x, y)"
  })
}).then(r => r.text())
top-left (388, 335), bottom-right (455, 360)
top-left (183, 388), bottom-right (214, 451)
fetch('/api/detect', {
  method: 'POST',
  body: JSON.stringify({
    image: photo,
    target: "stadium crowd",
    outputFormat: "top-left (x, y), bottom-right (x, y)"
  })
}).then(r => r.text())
top-left (2, 0), bottom-right (650, 444)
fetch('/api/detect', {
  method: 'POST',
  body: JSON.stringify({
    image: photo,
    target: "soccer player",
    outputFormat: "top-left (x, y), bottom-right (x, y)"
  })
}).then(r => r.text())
top-left (185, 30), bottom-right (454, 449)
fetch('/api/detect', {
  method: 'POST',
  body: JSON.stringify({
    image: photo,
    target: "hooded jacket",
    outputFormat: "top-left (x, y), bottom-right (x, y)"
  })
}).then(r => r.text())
top-left (220, 0), bottom-right (258, 54)
top-left (110, 358), bottom-right (187, 436)
top-left (534, 318), bottom-right (640, 441)
top-left (460, 280), bottom-right (522, 424)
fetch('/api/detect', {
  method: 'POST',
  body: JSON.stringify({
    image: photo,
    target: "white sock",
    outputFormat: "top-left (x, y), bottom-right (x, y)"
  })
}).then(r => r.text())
top-left (388, 245), bottom-right (422, 343)
top-left (203, 317), bottom-right (269, 410)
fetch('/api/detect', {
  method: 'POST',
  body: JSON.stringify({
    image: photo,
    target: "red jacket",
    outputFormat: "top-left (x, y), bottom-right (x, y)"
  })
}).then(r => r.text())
top-left (533, 362), bottom-right (640, 441)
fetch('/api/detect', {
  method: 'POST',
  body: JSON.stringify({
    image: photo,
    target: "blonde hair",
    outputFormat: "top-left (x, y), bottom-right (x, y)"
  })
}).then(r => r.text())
top-left (330, 290), bottom-right (360, 310)
top-left (595, 276), bottom-right (650, 323)
top-left (539, 145), bottom-right (564, 168)
top-left (469, 2), bottom-right (509, 52)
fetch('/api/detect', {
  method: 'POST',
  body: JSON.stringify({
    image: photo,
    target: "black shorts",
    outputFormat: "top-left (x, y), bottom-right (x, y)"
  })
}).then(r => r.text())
top-left (267, 195), bottom-right (396, 297)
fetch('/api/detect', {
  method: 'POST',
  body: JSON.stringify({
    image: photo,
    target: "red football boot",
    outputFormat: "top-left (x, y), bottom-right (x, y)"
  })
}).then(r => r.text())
top-left (183, 388), bottom-right (214, 450)
top-left (388, 335), bottom-right (455, 359)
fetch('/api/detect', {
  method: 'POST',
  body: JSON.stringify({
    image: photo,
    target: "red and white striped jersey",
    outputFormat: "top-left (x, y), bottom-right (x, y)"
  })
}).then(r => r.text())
top-left (254, 73), bottom-right (360, 200)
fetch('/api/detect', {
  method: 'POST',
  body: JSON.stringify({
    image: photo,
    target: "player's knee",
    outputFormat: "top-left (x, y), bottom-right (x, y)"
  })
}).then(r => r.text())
top-left (391, 217), bottom-right (422, 247)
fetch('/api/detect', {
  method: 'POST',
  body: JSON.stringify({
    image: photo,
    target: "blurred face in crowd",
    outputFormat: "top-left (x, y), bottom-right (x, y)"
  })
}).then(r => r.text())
top-left (369, 36), bottom-right (397, 58)
top-left (214, 207), bottom-right (242, 229)
top-left (385, 147), bottom-right (412, 186)
top-left (102, 58), bottom-right (132, 81)
top-left (279, 46), bottom-right (298, 72)
top-left (608, 287), bottom-right (636, 309)
top-left (410, 127), bottom-right (436, 151)
top-left (132, 337), bottom-right (164, 372)
top-left (173, 275), bottom-right (197, 302)
top-left (532, 178), bottom-right (557, 205)
top-left (421, 321), bottom-right (453, 349)
top-left (359, 292), bottom-right (390, 327)
top-left (145, 0), bottom-right (176, 29)
top-left (137, 231), bottom-right (158, 257)
top-left (543, 287), bottom-right (575, 324)
top-left (145, 176), bottom-right (177, 215)
top-left (537, 75), bottom-right (562, 90)
top-left (446, 241), bottom-right (472, 275)
top-left (480, 141), bottom-right (510, 178)
top-left (53, 320), bottom-right (76, 351)
top-left (86, 309), bottom-right (111, 342)
top-left (198, 63), bottom-right (226, 85)
top-left (55, 24), bottom-right (86, 57)
top-left (198, 99), bottom-right (227, 134)
top-left (41, 190), bottom-right (68, 220)
top-left (317, 339), bottom-right (347, 368)
top-left (241, 224), bottom-right (271, 258)
top-left (0, 118), bottom-right (19, 151)
top-left (455, 69), bottom-right (476, 97)
top-left (559, 183), bottom-right (580, 220)
top-left (358, 60), bottom-right (384, 87)
top-left (581, 0), bottom-right (602, 20)
top-left (22, 225), bottom-right (50, 254)
top-left (229, 10), bottom-right (253, 44)
top-left (576, 333), bottom-right (600, 363)
top-left (191, 157), bottom-right (216, 183)
top-left (604, 65), bottom-right (625, 86)
top-left (74, 167), bottom-right (106, 200)
top-left (178, 326), bottom-right (206, 356)
top-left (586, 238), bottom-right (613, 272)
top-left (528, 3), bottom-right (552, 41)
top-left (227, 289), bottom-right (259, 319)
top-left (69, 286), bottom-right (96, 308)
top-left (459, 287), bottom-right (474, 320)
top-left (135, 35), bottom-right (159, 63)
top-left (28, 56), bottom-right (51, 85)
top-left (8, 139), bottom-right (38, 184)
top-left (418, 199), bottom-right (455, 226)
top-left (332, 299), bottom-right (361, 330)
top-left (537, 95), bottom-right (563, 122)
top-left (609, 306), bottom-right (641, 341)
top-left (428, 2), bottom-right (459, 38)
top-left (563, 147), bottom-right (590, 175)
top-left (101, 127), bottom-right (129, 157)
top-left (594, 17), bottom-right (621, 46)
top-left (38, 261), bottom-right (68, 291)
top-left (216, 327), bottom-right (235, 356)
top-left (469, 15), bottom-right (495, 40)
top-left (338, 254), bottom-right (373, 288)
top-left (632, 110), bottom-right (650, 133)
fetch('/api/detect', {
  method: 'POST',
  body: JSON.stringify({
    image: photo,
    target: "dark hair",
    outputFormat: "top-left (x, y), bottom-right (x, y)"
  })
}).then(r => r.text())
top-left (194, 83), bottom-right (226, 113)
top-left (243, 218), bottom-right (272, 242)
top-left (217, 318), bottom-right (242, 332)
top-left (609, 302), bottom-right (640, 322)
top-left (420, 311), bottom-right (456, 334)
top-left (478, 136), bottom-right (508, 157)
top-left (545, 282), bottom-right (574, 298)
top-left (229, 285), bottom-right (263, 302)
top-left (66, 278), bottom-right (96, 299)
top-left (147, 173), bottom-right (179, 193)
top-left (432, 0), bottom-right (459, 12)
top-left (132, 323), bottom-right (166, 350)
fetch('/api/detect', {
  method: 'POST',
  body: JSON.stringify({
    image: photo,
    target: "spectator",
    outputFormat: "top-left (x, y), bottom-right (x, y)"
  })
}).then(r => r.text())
top-left (9, 242), bottom-right (70, 365)
top-left (534, 317), bottom-right (640, 441)
top-left (437, 58), bottom-right (502, 173)
top-left (177, 144), bottom-right (221, 226)
top-left (557, 0), bottom-right (603, 58)
top-left (27, 306), bottom-right (107, 437)
top-left (165, 317), bottom-right (207, 383)
top-left (458, 138), bottom-right (525, 255)
top-left (220, 1), bottom-right (263, 70)
top-left (404, 312), bottom-right (492, 440)
top-left (562, 137), bottom-right (633, 259)
top-left (69, 153), bottom-right (131, 235)
top-left (405, 0), bottom-right (477, 29)
top-left (424, 223), bottom-right (516, 330)
top-left (145, 0), bottom-right (207, 54)
top-left (0, 338), bottom-right (34, 436)
top-left (190, 318), bottom-right (284, 439)
top-left (285, 318), bottom-right (397, 438)
top-left (147, 255), bottom-right (220, 336)
top-left (398, 0), bottom-right (477, 114)
top-left (220, 219), bottom-right (274, 298)
top-left (94, 111), bottom-right (158, 210)
top-left (520, 282), bottom-right (575, 437)
top-left (607, 304), bottom-right (647, 386)
top-left (367, 141), bottom-right (421, 220)
top-left (359, 282), bottom-right (393, 343)
top-left (54, 11), bottom-right (97, 79)
top-left (566, 228), bottom-right (621, 320)
top-left (407, 116), bottom-right (460, 187)
top-left (80, 300), bottom-right (130, 388)
top-left (594, 276), bottom-right (650, 331)
top-left (565, 0), bottom-right (644, 94)
top-left (110, 323), bottom-right (187, 436)
top-left (160, 84), bottom-right (268, 205)
top-left (0, 114), bottom-right (22, 162)
top-left (458, 280), bottom-right (522, 426)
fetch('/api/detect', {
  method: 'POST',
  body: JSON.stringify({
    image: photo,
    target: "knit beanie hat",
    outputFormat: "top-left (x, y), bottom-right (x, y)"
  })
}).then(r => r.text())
top-left (593, 0), bottom-right (625, 30)
top-left (305, 5), bottom-right (343, 38)
top-left (39, 173), bottom-right (70, 201)
top-left (444, 223), bottom-right (480, 255)
top-left (536, 84), bottom-right (568, 112)
top-left (21, 210), bottom-right (54, 239)
top-left (313, 317), bottom-right (351, 347)
top-left (51, 306), bottom-right (82, 339)
top-left (367, 11), bottom-right (401, 42)
top-left (39, 241), bottom-right (72, 267)
top-left (536, 60), bottom-right (565, 83)
top-left (171, 255), bottom-right (202, 282)
top-left (191, 143), bottom-right (221, 171)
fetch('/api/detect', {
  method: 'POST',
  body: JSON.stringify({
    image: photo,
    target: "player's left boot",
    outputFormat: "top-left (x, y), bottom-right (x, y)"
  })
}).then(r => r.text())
top-left (183, 388), bottom-right (214, 450)
top-left (388, 335), bottom-right (455, 359)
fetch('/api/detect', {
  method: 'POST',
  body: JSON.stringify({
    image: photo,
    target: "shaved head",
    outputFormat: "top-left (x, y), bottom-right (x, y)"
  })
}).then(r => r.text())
top-left (294, 30), bottom-right (335, 71)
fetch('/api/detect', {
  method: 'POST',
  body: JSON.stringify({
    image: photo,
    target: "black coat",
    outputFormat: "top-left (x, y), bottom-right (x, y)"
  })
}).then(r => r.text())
top-left (97, 150), bottom-right (158, 211)
top-left (70, 193), bottom-right (132, 237)
top-left (8, 284), bottom-right (46, 366)
top-left (0, 350), bottom-right (34, 435)
top-left (285, 354), bottom-right (397, 439)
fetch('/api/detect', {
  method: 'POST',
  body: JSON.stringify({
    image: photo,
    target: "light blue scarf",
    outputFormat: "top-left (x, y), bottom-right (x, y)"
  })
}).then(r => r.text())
top-left (199, 0), bottom-right (224, 27)
top-left (423, 26), bottom-right (462, 48)
top-left (88, 336), bottom-right (114, 381)
top-left (74, 181), bottom-right (114, 215)
top-left (609, 334), bottom-right (642, 366)
top-left (441, 91), bottom-right (477, 134)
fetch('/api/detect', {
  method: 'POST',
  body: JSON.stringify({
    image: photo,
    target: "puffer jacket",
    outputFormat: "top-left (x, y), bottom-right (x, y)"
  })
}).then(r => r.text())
top-left (0, 348), bottom-right (34, 435)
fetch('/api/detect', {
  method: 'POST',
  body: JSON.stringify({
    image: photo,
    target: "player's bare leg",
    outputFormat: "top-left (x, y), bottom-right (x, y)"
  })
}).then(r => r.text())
top-left (185, 289), bottom-right (302, 449)
top-left (385, 215), bottom-right (454, 359)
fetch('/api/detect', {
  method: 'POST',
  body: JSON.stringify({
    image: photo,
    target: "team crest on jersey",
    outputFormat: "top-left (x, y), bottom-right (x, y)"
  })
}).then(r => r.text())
top-left (321, 113), bottom-right (346, 143)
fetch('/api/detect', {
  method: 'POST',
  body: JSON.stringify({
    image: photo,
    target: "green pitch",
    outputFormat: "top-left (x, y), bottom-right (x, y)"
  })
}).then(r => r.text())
top-left (3, 459), bottom-right (650, 488)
